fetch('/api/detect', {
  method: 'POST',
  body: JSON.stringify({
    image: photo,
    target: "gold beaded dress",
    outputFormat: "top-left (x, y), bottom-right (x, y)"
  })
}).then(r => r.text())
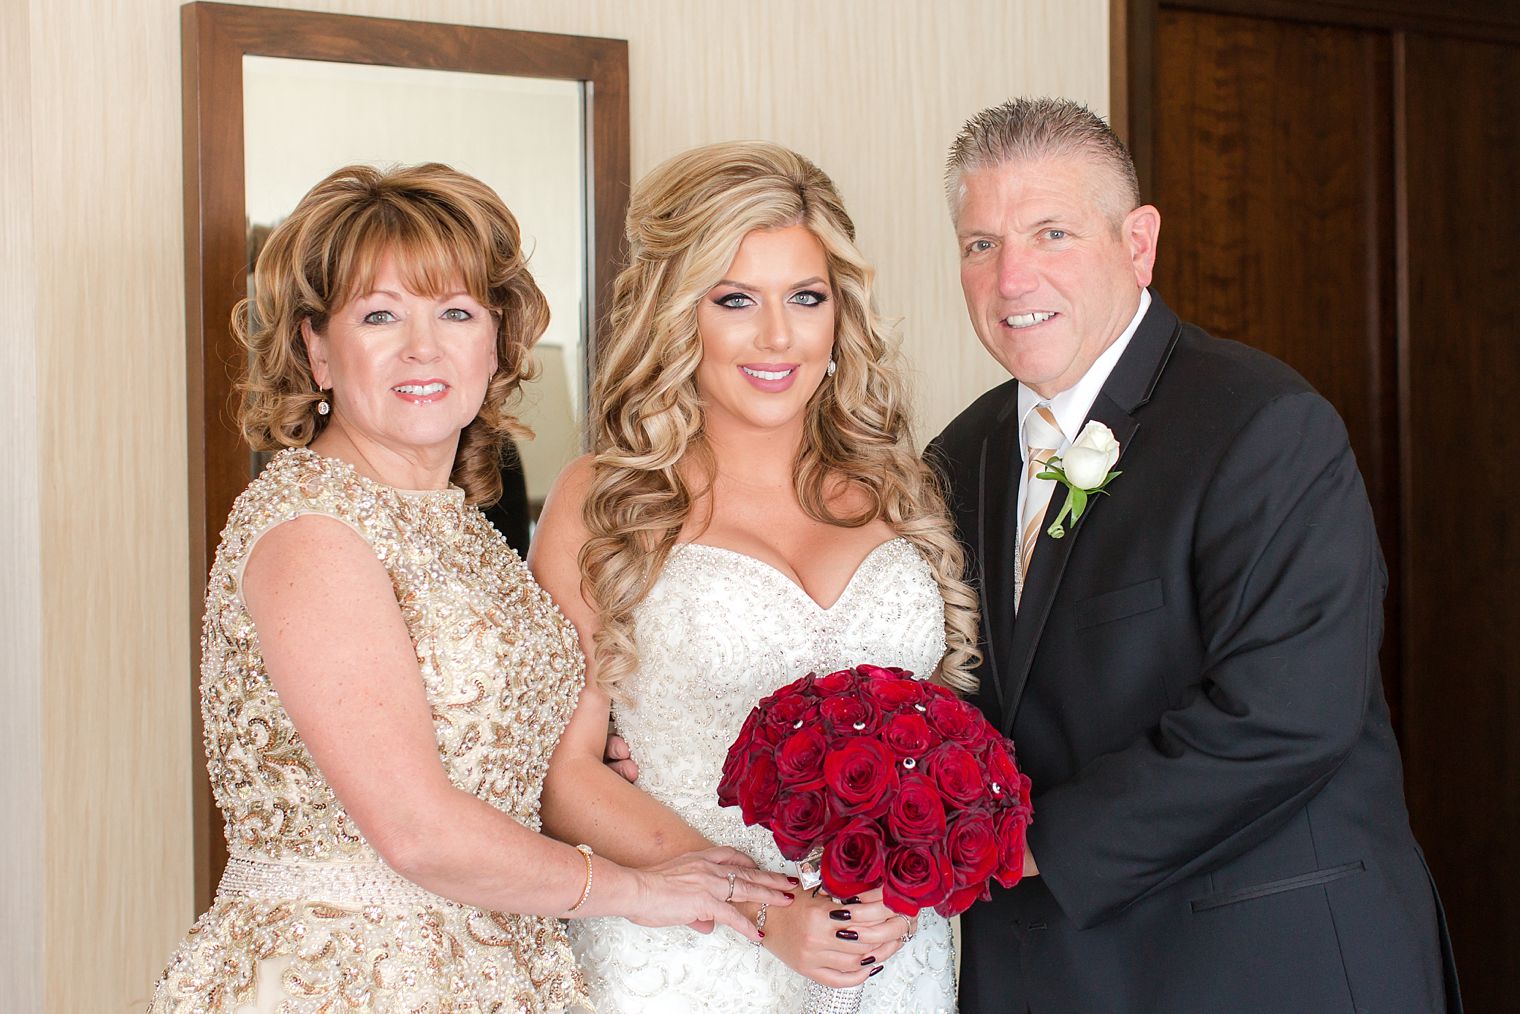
top-left (150, 448), bottom-right (590, 1013)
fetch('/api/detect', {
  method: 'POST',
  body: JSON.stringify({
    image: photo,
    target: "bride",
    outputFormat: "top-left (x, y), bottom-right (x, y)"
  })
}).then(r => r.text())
top-left (529, 141), bottom-right (980, 1012)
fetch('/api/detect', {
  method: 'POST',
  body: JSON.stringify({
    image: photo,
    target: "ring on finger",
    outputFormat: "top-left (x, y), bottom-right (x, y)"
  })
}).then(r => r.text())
top-left (723, 871), bottom-right (737, 903)
top-left (895, 913), bottom-right (914, 943)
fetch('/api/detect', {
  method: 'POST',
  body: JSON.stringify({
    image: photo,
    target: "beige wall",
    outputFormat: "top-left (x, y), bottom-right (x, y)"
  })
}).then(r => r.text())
top-left (5, 0), bottom-right (1107, 1008)
top-left (3, 0), bottom-right (44, 1009)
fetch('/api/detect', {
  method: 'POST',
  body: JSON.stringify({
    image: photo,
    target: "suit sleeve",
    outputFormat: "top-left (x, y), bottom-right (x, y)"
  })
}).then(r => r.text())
top-left (1029, 390), bottom-right (1386, 928)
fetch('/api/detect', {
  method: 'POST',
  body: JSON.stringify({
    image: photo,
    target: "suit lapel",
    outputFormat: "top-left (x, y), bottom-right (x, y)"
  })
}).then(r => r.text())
top-left (998, 292), bottom-right (1183, 733)
top-left (976, 392), bottom-right (1022, 720)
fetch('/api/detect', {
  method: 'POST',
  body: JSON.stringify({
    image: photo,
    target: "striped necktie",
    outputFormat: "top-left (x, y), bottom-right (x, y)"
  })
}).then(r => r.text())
top-left (1016, 403), bottom-right (1065, 607)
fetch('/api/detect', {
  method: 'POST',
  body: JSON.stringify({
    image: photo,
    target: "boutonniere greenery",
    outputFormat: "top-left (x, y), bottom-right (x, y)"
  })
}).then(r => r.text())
top-left (1036, 420), bottom-right (1122, 539)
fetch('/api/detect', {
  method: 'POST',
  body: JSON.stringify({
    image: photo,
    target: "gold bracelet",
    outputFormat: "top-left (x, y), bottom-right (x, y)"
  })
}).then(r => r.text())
top-left (566, 844), bottom-right (594, 913)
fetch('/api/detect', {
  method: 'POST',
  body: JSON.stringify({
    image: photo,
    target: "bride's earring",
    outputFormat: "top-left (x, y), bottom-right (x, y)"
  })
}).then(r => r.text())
top-left (316, 392), bottom-right (330, 416)
top-left (826, 358), bottom-right (837, 378)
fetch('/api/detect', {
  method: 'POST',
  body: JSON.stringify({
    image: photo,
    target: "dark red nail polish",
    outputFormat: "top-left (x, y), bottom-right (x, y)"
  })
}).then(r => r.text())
top-left (835, 928), bottom-right (858, 941)
top-left (829, 909), bottom-right (851, 921)
top-left (758, 929), bottom-right (765, 939)
top-left (787, 876), bottom-right (800, 885)
top-left (783, 892), bottom-right (796, 901)
top-left (860, 956), bottom-right (877, 966)
top-left (844, 895), bottom-right (862, 904)
top-left (869, 965), bottom-right (883, 976)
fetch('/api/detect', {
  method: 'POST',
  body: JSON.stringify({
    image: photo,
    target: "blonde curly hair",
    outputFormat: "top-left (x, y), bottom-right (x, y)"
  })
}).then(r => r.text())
top-left (583, 141), bottom-right (980, 695)
top-left (234, 162), bottom-right (546, 504)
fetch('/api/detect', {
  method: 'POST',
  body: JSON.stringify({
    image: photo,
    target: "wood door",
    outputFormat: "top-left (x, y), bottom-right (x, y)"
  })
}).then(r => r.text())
top-left (1135, 3), bottom-right (1520, 1006)
top-left (1398, 30), bottom-right (1520, 1003)
top-left (1151, 9), bottom-right (1401, 696)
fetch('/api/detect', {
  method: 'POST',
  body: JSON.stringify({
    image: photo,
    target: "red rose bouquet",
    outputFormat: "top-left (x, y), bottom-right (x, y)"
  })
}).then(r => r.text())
top-left (717, 664), bottom-right (1033, 918)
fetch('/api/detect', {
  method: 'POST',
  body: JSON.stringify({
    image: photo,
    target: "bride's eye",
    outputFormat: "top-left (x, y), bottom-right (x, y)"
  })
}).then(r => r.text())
top-left (714, 292), bottom-right (756, 310)
top-left (790, 290), bottom-right (829, 307)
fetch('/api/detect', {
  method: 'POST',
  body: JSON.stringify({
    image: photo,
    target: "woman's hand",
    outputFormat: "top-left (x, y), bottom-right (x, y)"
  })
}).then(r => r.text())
top-left (629, 846), bottom-right (796, 942)
top-left (758, 886), bottom-right (919, 988)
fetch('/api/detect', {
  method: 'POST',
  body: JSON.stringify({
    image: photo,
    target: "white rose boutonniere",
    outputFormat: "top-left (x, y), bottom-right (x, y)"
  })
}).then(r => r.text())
top-left (1036, 421), bottom-right (1122, 539)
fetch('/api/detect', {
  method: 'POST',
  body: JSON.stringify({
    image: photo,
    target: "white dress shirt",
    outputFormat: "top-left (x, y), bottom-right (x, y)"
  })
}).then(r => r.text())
top-left (1013, 289), bottom-right (1151, 602)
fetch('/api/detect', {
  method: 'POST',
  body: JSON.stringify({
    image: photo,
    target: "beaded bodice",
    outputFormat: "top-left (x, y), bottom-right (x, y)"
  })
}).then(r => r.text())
top-left (200, 448), bottom-right (584, 862)
top-left (613, 539), bottom-right (948, 862)
top-left (153, 448), bottom-right (587, 1013)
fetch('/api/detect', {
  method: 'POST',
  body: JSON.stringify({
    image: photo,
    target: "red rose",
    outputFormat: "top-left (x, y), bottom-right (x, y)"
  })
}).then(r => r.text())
top-left (772, 788), bottom-right (832, 860)
top-left (762, 692), bottom-right (817, 737)
top-left (980, 739), bottom-right (1025, 808)
top-left (886, 774), bottom-right (947, 844)
top-left (935, 879), bottom-right (991, 918)
top-left (925, 742), bottom-right (988, 809)
top-left (880, 712), bottom-right (942, 759)
top-left (864, 673), bottom-right (927, 711)
top-left (718, 747), bottom-right (745, 807)
top-left (811, 668), bottom-right (856, 695)
top-left (776, 727), bottom-right (828, 789)
top-left (993, 806), bottom-right (1032, 888)
top-left (718, 708), bottom-right (765, 806)
top-left (823, 737), bottom-right (899, 818)
top-left (738, 754), bottom-right (780, 827)
top-left (882, 842), bottom-right (953, 914)
top-left (946, 810), bottom-right (999, 887)
top-left (820, 692), bottom-right (880, 736)
top-left (926, 696), bottom-right (986, 745)
top-left (821, 818), bottom-right (886, 898)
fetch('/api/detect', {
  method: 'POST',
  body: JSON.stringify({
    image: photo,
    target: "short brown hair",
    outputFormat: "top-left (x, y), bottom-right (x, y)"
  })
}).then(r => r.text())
top-left (234, 162), bottom-right (547, 504)
top-left (945, 97), bottom-right (1140, 225)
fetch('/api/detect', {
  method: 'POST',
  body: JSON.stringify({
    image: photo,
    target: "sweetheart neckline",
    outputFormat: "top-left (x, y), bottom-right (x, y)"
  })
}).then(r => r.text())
top-left (671, 537), bottom-right (909, 613)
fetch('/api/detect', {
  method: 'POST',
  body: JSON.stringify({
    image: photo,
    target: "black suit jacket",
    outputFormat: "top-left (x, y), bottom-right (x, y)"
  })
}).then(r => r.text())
top-left (930, 293), bottom-right (1459, 1014)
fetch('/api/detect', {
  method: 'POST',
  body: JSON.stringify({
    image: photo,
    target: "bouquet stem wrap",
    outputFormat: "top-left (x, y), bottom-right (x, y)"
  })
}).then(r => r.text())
top-left (795, 847), bottom-right (866, 1014)
top-left (803, 979), bottom-right (866, 1014)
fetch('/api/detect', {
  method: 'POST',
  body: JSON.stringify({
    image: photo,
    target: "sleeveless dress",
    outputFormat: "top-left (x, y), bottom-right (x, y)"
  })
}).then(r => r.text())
top-left (571, 538), bottom-right (958, 1014)
top-left (150, 448), bottom-right (589, 1013)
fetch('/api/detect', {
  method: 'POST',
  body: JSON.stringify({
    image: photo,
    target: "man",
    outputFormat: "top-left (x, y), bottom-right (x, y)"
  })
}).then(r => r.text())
top-left (929, 98), bottom-right (1460, 1014)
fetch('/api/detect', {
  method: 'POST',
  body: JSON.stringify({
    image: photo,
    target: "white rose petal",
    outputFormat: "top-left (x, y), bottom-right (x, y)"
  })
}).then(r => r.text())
top-left (1062, 422), bottom-right (1120, 488)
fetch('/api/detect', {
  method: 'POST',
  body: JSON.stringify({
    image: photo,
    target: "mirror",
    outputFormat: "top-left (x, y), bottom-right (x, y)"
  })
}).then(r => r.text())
top-left (242, 56), bottom-right (588, 525)
top-left (181, 1), bottom-right (629, 906)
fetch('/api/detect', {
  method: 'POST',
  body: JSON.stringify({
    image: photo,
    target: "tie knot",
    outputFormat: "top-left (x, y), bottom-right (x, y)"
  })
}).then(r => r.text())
top-left (1024, 404), bottom-right (1064, 459)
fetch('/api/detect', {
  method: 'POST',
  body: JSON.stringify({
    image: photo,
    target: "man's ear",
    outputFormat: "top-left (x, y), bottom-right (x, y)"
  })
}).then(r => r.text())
top-left (301, 319), bottom-right (330, 389)
top-left (1124, 204), bottom-right (1161, 288)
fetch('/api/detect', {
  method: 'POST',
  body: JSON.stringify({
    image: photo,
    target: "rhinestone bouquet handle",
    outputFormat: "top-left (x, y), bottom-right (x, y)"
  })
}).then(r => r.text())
top-left (796, 850), bottom-right (867, 1014)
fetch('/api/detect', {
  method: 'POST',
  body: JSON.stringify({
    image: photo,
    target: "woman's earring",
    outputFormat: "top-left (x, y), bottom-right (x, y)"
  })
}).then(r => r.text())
top-left (317, 397), bottom-right (330, 416)
top-left (826, 359), bottom-right (837, 378)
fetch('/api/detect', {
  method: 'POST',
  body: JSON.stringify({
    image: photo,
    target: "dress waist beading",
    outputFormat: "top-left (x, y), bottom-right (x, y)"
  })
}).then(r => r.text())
top-left (216, 852), bottom-right (448, 909)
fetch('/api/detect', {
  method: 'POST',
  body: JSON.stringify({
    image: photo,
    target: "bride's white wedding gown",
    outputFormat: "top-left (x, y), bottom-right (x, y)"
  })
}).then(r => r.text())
top-left (571, 538), bottom-right (957, 1014)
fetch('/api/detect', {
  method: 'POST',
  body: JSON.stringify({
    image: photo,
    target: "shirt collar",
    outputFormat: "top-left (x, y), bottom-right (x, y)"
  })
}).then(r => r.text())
top-left (1016, 288), bottom-right (1151, 454)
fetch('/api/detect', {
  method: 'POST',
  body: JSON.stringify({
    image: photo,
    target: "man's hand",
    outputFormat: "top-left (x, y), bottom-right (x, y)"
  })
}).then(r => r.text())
top-left (604, 732), bottom-right (639, 783)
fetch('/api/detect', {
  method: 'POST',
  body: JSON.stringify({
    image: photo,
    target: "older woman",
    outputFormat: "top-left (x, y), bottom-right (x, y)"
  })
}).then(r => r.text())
top-left (530, 142), bottom-right (978, 1012)
top-left (149, 163), bottom-right (792, 1013)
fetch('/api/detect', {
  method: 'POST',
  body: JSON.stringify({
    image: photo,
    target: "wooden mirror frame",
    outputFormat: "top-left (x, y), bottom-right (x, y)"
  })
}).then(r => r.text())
top-left (180, 0), bottom-right (629, 907)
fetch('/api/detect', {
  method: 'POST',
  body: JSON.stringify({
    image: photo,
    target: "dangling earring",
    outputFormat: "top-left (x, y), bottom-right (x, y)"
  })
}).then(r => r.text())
top-left (826, 359), bottom-right (837, 378)
top-left (316, 395), bottom-right (330, 416)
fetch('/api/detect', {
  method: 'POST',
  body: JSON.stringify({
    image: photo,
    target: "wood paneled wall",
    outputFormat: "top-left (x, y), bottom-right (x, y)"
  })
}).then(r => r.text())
top-left (1400, 31), bottom-right (1520, 1006)
top-left (7, 0), bottom-right (1107, 1007)
top-left (1129, 2), bottom-right (1520, 1005)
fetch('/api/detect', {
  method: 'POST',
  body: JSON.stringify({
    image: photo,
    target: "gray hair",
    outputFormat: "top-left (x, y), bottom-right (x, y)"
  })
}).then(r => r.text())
top-left (945, 97), bottom-right (1140, 224)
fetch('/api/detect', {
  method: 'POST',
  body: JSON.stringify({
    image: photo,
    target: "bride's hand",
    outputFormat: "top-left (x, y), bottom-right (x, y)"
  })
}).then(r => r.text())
top-left (758, 887), bottom-right (917, 989)
top-left (629, 847), bottom-right (795, 942)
